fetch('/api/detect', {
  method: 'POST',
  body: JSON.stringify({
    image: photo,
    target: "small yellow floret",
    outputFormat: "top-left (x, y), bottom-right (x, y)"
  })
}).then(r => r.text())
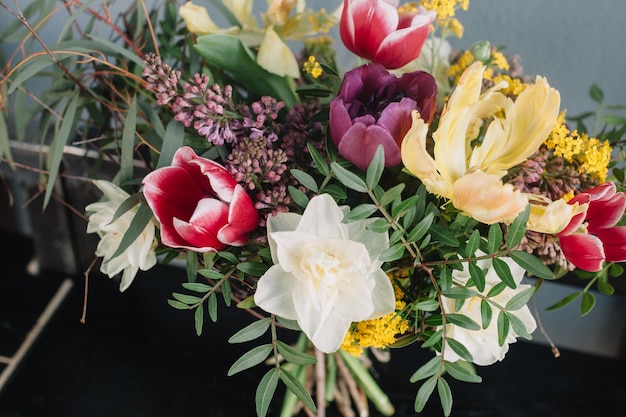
top-left (303, 55), bottom-right (323, 79)
top-left (492, 74), bottom-right (527, 96)
top-left (490, 50), bottom-right (510, 71)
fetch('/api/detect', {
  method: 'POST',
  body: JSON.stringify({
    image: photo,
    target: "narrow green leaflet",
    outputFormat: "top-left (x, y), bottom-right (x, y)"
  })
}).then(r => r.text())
top-left (414, 375), bottom-right (437, 413)
top-left (429, 224), bottom-right (460, 247)
top-left (227, 344), bottom-right (273, 376)
top-left (172, 293), bottom-right (202, 305)
top-left (465, 230), bottom-right (481, 257)
top-left (444, 361), bottom-right (482, 383)
top-left (505, 287), bottom-right (535, 311)
top-left (194, 304), bottom-right (204, 336)
top-left (117, 96), bottom-right (137, 187)
top-left (290, 169), bottom-right (318, 193)
top-left (509, 250), bottom-right (554, 279)
top-left (228, 318), bottom-right (272, 344)
top-left (421, 329), bottom-right (443, 348)
top-left (468, 261), bottom-right (486, 292)
top-left (580, 292), bottom-right (596, 316)
top-left (330, 161), bottom-right (368, 192)
top-left (276, 341), bottom-right (317, 365)
top-left (505, 205), bottom-right (529, 249)
top-left (446, 338), bottom-right (473, 362)
top-left (255, 369), bottom-right (279, 417)
top-left (410, 356), bottom-right (441, 383)
top-left (445, 314), bottom-right (480, 331)
top-left (508, 313), bottom-right (532, 340)
top-left (157, 120), bottom-right (184, 168)
top-left (379, 183), bottom-right (405, 208)
top-left (497, 310), bottom-right (510, 347)
top-left (366, 145), bottom-right (385, 190)
top-left (237, 262), bottom-right (270, 277)
top-left (492, 257), bottom-right (516, 288)
top-left (441, 287), bottom-right (477, 300)
top-left (208, 292), bottom-right (218, 322)
top-left (480, 299), bottom-right (492, 329)
top-left (546, 291), bottom-right (582, 311)
top-left (379, 243), bottom-right (405, 262)
top-left (222, 279), bottom-right (232, 307)
top-left (109, 204), bottom-right (153, 260)
top-left (437, 377), bottom-right (453, 417)
top-left (182, 282), bottom-right (213, 292)
top-left (0, 110), bottom-right (13, 162)
top-left (407, 212), bottom-right (434, 243)
top-left (486, 223), bottom-right (503, 254)
top-left (307, 143), bottom-right (329, 176)
top-left (288, 185), bottom-right (310, 208)
top-left (279, 368), bottom-right (317, 414)
top-left (167, 299), bottom-right (189, 310)
top-left (43, 90), bottom-right (79, 208)
top-left (346, 203), bottom-right (378, 221)
top-left (109, 193), bottom-right (142, 223)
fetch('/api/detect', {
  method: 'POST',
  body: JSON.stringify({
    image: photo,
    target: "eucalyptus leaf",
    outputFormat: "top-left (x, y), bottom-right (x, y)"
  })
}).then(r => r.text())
top-left (157, 120), bottom-right (184, 168)
top-left (109, 204), bottom-right (153, 260)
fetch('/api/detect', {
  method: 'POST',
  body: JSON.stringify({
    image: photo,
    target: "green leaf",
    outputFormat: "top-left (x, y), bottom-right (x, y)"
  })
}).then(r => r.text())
top-left (446, 338), bottom-right (473, 362)
top-left (43, 90), bottom-right (79, 208)
top-left (468, 261), bottom-right (486, 292)
top-left (276, 341), bottom-right (317, 365)
top-left (194, 304), bottom-right (204, 336)
top-left (414, 375), bottom-right (437, 413)
top-left (492, 257), bottom-right (516, 288)
top-left (366, 145), bottom-right (385, 190)
top-left (367, 218), bottom-right (391, 233)
top-left (109, 204), bottom-right (153, 260)
top-left (237, 295), bottom-right (257, 309)
top-left (379, 183), bottom-right (405, 208)
top-left (237, 262), bottom-right (270, 277)
top-left (444, 361), bottom-right (481, 383)
top-left (290, 169), bottom-right (318, 193)
top-left (228, 318), bottom-right (272, 344)
top-left (486, 282), bottom-right (508, 298)
top-left (117, 96), bottom-right (137, 187)
top-left (509, 250), bottom-right (554, 279)
top-left (197, 269), bottom-right (224, 280)
top-left (279, 368), bottom-right (317, 414)
top-left (414, 298), bottom-right (440, 312)
top-left (589, 83), bottom-right (604, 103)
top-left (546, 291), bottom-right (582, 311)
top-left (167, 299), bottom-right (190, 310)
top-left (410, 356), bottom-right (441, 384)
top-left (506, 205), bottom-right (529, 249)
top-left (330, 161), bottom-right (368, 192)
top-left (172, 292), bottom-right (202, 305)
top-left (227, 344), bottom-right (273, 376)
top-left (347, 203), bottom-right (378, 221)
top-left (391, 195), bottom-right (419, 219)
top-left (446, 314), bottom-right (480, 331)
top-left (157, 120), bottom-right (184, 168)
top-left (508, 313), bottom-right (532, 340)
top-left (464, 230), bottom-right (480, 257)
top-left (441, 287), bottom-right (477, 300)
top-left (437, 377), bottom-right (453, 417)
top-left (195, 34), bottom-right (297, 107)
top-left (109, 193), bottom-right (142, 224)
top-left (182, 282), bottom-right (213, 293)
top-left (505, 287), bottom-right (535, 311)
top-left (288, 185), bottom-right (310, 208)
top-left (0, 110), bottom-right (13, 162)
top-left (580, 292), bottom-right (596, 317)
top-left (208, 293), bottom-right (218, 322)
top-left (255, 369), bottom-right (279, 417)
top-left (429, 224), bottom-right (460, 247)
top-left (379, 243), bottom-right (405, 262)
top-left (480, 299), bottom-right (492, 329)
top-left (221, 279), bottom-right (232, 307)
top-left (487, 223), bottom-right (503, 254)
top-left (497, 310), bottom-right (510, 347)
top-left (407, 212), bottom-right (434, 243)
top-left (276, 316), bottom-right (301, 331)
top-left (421, 329), bottom-right (443, 348)
top-left (307, 143), bottom-right (329, 176)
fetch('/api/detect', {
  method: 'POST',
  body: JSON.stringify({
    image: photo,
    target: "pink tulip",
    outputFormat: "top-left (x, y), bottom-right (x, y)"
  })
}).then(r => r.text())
top-left (340, 0), bottom-right (435, 69)
top-left (558, 183), bottom-right (626, 271)
top-left (142, 146), bottom-right (259, 252)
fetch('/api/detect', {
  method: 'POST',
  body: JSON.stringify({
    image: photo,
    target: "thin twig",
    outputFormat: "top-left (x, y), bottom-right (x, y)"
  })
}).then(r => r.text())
top-left (80, 256), bottom-right (99, 324)
top-left (315, 348), bottom-right (326, 417)
top-left (335, 353), bottom-right (368, 417)
top-left (531, 298), bottom-right (561, 358)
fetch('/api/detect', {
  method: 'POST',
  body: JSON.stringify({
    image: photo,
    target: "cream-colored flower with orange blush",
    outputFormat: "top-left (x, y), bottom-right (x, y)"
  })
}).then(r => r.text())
top-left (401, 61), bottom-right (576, 231)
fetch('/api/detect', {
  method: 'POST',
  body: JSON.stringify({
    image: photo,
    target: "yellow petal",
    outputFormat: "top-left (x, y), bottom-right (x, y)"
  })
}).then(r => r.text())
top-left (224, 0), bottom-right (257, 29)
top-left (526, 197), bottom-right (587, 234)
top-left (401, 111), bottom-right (449, 197)
top-left (179, 2), bottom-right (220, 35)
top-left (451, 170), bottom-right (528, 225)
top-left (471, 75), bottom-right (561, 177)
top-left (266, 0), bottom-right (297, 26)
top-left (256, 26), bottom-right (300, 78)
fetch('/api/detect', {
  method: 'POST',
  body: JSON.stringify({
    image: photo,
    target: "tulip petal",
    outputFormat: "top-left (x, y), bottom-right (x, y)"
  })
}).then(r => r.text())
top-left (329, 99), bottom-right (353, 147)
top-left (374, 22), bottom-right (431, 69)
top-left (377, 98), bottom-right (418, 146)
top-left (559, 234), bottom-right (605, 272)
top-left (587, 192), bottom-right (626, 232)
top-left (337, 123), bottom-right (401, 170)
top-left (168, 198), bottom-right (229, 251)
top-left (218, 184), bottom-right (259, 245)
top-left (595, 227), bottom-right (626, 262)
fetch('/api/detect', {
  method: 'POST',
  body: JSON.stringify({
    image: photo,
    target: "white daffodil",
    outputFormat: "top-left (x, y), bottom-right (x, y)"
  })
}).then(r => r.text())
top-left (254, 194), bottom-right (396, 353)
top-left (440, 255), bottom-right (537, 366)
top-left (401, 61), bottom-right (577, 232)
top-left (86, 180), bottom-right (157, 292)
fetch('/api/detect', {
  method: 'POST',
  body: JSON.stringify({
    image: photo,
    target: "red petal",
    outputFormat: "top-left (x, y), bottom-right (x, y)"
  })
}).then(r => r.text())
top-left (595, 227), bottom-right (626, 262)
top-left (340, 0), bottom-right (398, 62)
top-left (587, 192), bottom-right (626, 232)
top-left (559, 194), bottom-right (589, 236)
top-left (171, 198), bottom-right (229, 251)
top-left (374, 23), bottom-right (431, 69)
top-left (559, 234), bottom-right (605, 272)
top-left (218, 185), bottom-right (259, 246)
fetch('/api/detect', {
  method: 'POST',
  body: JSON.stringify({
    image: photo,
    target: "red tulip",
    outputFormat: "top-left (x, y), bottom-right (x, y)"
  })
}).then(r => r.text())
top-left (142, 146), bottom-right (259, 252)
top-left (340, 0), bottom-right (435, 69)
top-left (558, 183), bottom-right (626, 271)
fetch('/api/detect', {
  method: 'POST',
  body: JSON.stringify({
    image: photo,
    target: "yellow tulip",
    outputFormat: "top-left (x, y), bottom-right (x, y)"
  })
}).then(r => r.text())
top-left (179, 2), bottom-right (220, 35)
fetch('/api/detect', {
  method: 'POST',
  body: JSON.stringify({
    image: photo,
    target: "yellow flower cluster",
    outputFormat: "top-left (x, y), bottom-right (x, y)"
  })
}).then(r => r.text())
top-left (492, 74), bottom-right (527, 96)
top-left (307, 9), bottom-right (334, 34)
top-left (341, 301), bottom-right (410, 357)
top-left (545, 113), bottom-right (613, 182)
top-left (419, 0), bottom-right (469, 20)
top-left (303, 55), bottom-right (323, 78)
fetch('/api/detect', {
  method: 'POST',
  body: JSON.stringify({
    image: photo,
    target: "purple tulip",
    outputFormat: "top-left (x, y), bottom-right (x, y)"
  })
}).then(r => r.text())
top-left (329, 63), bottom-right (437, 170)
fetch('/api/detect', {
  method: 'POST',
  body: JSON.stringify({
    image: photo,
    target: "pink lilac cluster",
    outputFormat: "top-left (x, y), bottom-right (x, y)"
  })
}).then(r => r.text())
top-left (142, 54), bottom-right (181, 105)
top-left (232, 96), bottom-right (285, 144)
top-left (281, 101), bottom-right (326, 168)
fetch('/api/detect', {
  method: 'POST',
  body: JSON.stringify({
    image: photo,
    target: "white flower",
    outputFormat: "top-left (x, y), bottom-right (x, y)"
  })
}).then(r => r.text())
top-left (86, 180), bottom-right (157, 292)
top-left (439, 255), bottom-right (537, 366)
top-left (254, 194), bottom-right (396, 353)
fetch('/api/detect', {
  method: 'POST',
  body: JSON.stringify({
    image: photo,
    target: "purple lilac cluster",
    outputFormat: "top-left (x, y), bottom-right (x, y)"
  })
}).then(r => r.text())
top-left (142, 54), bottom-right (181, 105)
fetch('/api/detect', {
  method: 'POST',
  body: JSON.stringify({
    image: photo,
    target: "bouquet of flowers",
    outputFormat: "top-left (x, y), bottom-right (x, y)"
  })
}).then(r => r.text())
top-left (2, 0), bottom-right (626, 416)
